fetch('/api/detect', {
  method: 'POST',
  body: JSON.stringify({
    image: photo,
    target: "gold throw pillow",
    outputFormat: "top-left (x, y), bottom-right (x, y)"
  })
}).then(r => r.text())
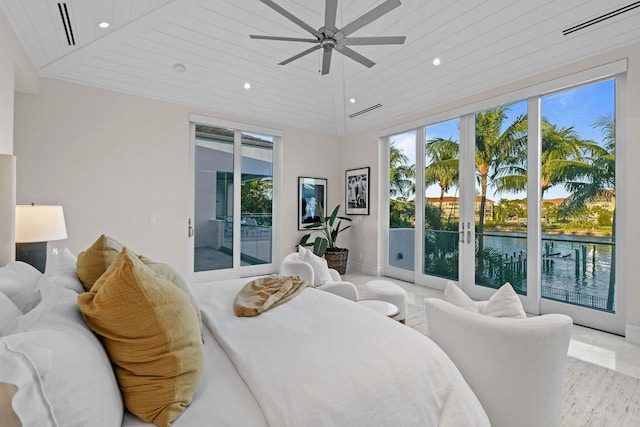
top-left (76, 234), bottom-right (124, 291)
top-left (78, 248), bottom-right (203, 427)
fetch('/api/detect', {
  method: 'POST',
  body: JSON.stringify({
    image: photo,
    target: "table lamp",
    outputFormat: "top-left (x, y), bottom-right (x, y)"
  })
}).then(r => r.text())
top-left (15, 204), bottom-right (67, 273)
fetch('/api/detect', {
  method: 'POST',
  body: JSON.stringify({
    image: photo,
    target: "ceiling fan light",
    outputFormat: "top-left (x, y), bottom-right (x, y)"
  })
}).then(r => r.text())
top-left (433, 57), bottom-right (441, 66)
top-left (244, 82), bottom-right (251, 89)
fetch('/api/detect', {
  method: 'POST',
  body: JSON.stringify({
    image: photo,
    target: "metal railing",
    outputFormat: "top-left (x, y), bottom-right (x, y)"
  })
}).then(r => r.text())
top-left (390, 227), bottom-right (616, 312)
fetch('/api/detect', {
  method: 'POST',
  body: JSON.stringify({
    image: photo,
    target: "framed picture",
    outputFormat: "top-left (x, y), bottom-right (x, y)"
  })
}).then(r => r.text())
top-left (298, 177), bottom-right (327, 230)
top-left (346, 167), bottom-right (370, 215)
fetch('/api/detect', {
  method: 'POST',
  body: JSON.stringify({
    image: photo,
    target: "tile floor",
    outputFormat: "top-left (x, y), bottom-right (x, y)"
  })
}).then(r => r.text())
top-left (342, 272), bottom-right (640, 380)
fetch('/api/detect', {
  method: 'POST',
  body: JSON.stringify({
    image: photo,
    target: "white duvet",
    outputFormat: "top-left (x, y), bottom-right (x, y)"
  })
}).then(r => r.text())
top-left (191, 281), bottom-right (489, 427)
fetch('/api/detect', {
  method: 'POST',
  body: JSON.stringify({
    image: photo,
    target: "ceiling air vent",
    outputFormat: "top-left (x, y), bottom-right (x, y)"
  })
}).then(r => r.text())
top-left (348, 103), bottom-right (382, 119)
top-left (57, 2), bottom-right (76, 46)
top-left (563, 1), bottom-right (640, 35)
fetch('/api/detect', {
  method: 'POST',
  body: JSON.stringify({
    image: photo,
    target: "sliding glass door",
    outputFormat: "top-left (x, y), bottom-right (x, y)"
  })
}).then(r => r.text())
top-left (384, 71), bottom-right (624, 333)
top-left (190, 116), bottom-right (280, 281)
top-left (471, 101), bottom-right (528, 299)
top-left (537, 79), bottom-right (620, 331)
top-left (423, 119), bottom-right (460, 282)
top-left (387, 130), bottom-right (416, 280)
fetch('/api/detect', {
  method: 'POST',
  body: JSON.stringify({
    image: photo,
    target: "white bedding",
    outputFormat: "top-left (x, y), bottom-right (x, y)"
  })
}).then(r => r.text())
top-left (121, 309), bottom-right (267, 427)
top-left (121, 277), bottom-right (488, 426)
top-left (190, 278), bottom-right (489, 427)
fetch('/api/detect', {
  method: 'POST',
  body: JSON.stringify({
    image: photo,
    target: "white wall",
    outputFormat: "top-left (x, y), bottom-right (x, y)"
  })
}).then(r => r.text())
top-left (14, 78), bottom-right (342, 277)
top-left (340, 127), bottom-right (381, 275)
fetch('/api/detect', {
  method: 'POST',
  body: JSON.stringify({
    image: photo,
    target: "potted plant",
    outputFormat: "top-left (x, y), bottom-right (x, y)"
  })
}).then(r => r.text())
top-left (298, 204), bottom-right (352, 274)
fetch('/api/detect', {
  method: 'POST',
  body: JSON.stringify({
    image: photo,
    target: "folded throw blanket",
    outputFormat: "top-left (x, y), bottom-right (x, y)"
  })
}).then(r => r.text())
top-left (233, 276), bottom-right (309, 317)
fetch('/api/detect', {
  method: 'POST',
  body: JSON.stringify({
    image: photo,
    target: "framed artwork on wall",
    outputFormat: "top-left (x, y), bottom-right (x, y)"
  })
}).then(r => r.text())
top-left (298, 176), bottom-right (327, 230)
top-left (346, 167), bottom-right (369, 215)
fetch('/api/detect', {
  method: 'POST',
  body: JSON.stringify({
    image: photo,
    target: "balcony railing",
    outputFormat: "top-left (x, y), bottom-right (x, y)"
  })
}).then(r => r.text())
top-left (389, 228), bottom-right (616, 313)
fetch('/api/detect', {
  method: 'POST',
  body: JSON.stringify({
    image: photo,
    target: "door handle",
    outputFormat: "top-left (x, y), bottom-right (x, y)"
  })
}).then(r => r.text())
top-left (466, 222), bottom-right (471, 244)
top-left (188, 218), bottom-right (194, 237)
top-left (459, 222), bottom-right (465, 243)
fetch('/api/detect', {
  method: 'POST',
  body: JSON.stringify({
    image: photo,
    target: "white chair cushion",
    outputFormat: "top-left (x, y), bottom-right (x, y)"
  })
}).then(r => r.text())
top-left (480, 282), bottom-right (526, 319)
top-left (443, 281), bottom-right (526, 319)
top-left (301, 247), bottom-right (333, 286)
top-left (443, 281), bottom-right (479, 313)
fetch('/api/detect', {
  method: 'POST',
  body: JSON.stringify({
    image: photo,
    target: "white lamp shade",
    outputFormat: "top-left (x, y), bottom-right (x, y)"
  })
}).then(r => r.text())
top-left (15, 205), bottom-right (68, 243)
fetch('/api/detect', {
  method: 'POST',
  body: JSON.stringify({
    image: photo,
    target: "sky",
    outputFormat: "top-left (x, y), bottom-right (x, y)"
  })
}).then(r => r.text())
top-left (390, 79), bottom-right (615, 203)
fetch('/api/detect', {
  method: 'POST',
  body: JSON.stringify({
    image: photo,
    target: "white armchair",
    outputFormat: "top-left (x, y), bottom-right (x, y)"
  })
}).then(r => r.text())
top-left (279, 252), bottom-right (358, 301)
top-left (425, 298), bottom-right (572, 427)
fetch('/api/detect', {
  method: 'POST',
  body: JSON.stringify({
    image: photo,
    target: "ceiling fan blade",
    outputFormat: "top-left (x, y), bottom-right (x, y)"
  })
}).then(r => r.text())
top-left (338, 0), bottom-right (401, 37)
top-left (335, 46), bottom-right (375, 68)
top-left (325, 0), bottom-right (338, 29)
top-left (343, 36), bottom-right (406, 45)
top-left (260, 0), bottom-right (318, 36)
top-left (321, 47), bottom-right (333, 75)
top-left (278, 44), bottom-right (322, 65)
top-left (250, 35), bottom-right (319, 43)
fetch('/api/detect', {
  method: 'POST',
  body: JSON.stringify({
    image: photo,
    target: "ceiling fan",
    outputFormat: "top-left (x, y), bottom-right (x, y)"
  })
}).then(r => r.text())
top-left (250, 0), bottom-right (406, 75)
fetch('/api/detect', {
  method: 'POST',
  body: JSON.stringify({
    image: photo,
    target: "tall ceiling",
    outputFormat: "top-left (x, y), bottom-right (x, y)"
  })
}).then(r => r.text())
top-left (3, 0), bottom-right (640, 135)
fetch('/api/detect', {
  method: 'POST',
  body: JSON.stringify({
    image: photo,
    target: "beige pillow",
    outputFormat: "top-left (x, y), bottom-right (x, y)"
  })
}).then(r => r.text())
top-left (78, 248), bottom-right (203, 427)
top-left (76, 235), bottom-right (125, 291)
top-left (138, 255), bottom-right (203, 336)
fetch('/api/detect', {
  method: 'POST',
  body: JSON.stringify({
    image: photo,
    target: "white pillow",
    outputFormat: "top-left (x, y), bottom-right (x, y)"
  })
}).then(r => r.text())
top-left (0, 261), bottom-right (42, 313)
top-left (5, 285), bottom-right (92, 336)
top-left (442, 281), bottom-right (526, 319)
top-left (443, 281), bottom-right (479, 313)
top-left (302, 248), bottom-right (333, 285)
top-left (0, 291), bottom-right (21, 335)
top-left (0, 330), bottom-right (124, 427)
top-left (480, 282), bottom-right (527, 319)
top-left (0, 285), bottom-right (123, 426)
top-left (45, 247), bottom-right (77, 276)
top-left (40, 248), bottom-right (84, 293)
top-left (298, 245), bottom-right (307, 258)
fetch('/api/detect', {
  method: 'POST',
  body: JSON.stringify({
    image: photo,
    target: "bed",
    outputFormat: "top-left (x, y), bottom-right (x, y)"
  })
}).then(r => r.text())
top-left (1, 242), bottom-right (489, 427)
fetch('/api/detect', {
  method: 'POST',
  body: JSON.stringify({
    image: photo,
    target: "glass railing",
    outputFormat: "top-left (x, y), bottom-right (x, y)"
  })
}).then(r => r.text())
top-left (424, 229), bottom-right (459, 280)
top-left (389, 228), bottom-right (616, 313)
top-left (194, 214), bottom-right (272, 271)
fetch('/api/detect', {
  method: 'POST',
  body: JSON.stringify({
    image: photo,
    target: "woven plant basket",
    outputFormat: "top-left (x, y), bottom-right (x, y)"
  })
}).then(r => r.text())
top-left (324, 249), bottom-right (349, 275)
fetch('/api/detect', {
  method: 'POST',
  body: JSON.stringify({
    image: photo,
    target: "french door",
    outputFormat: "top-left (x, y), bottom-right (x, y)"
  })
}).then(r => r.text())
top-left (384, 65), bottom-right (625, 334)
top-left (188, 115), bottom-right (281, 282)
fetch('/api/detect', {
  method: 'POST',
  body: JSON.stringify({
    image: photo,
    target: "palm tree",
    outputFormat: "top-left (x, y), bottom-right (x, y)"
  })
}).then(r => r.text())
top-left (424, 137), bottom-right (459, 215)
top-left (491, 117), bottom-right (599, 199)
top-left (561, 112), bottom-right (616, 311)
top-left (474, 108), bottom-right (526, 273)
top-left (389, 141), bottom-right (415, 200)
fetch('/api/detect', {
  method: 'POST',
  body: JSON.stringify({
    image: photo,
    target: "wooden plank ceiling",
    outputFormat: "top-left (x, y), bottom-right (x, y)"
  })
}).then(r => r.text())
top-left (2, 0), bottom-right (639, 135)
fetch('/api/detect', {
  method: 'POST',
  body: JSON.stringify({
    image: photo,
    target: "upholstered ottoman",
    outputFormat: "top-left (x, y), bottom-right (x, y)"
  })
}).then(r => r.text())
top-left (363, 280), bottom-right (408, 323)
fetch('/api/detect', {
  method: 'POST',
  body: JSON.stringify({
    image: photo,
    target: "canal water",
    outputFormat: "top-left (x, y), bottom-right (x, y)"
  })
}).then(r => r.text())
top-left (483, 232), bottom-right (614, 301)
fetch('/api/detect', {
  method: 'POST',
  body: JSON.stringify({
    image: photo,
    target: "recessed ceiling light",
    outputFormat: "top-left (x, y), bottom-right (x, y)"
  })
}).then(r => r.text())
top-left (349, 98), bottom-right (356, 104)
top-left (432, 57), bottom-right (441, 66)
top-left (244, 82), bottom-right (251, 90)
top-left (173, 63), bottom-right (186, 73)
top-left (98, 21), bottom-right (110, 29)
